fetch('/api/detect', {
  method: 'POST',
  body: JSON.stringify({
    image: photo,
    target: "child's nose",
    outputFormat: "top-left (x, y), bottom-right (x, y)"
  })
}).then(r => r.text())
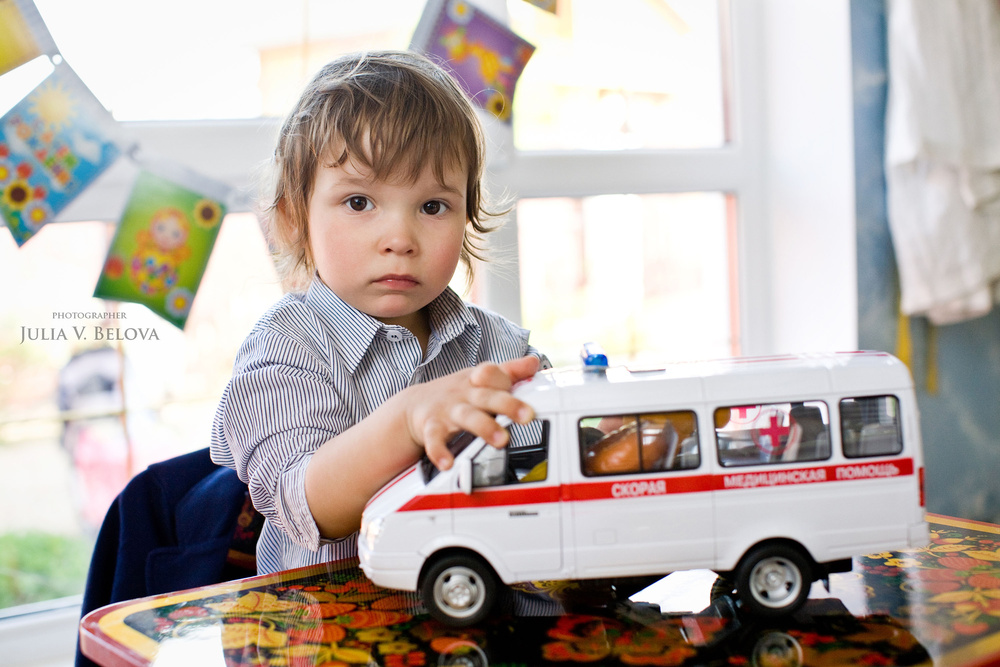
top-left (381, 214), bottom-right (418, 255)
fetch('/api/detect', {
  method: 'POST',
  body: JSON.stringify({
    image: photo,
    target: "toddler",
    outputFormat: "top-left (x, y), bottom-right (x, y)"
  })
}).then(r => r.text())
top-left (211, 50), bottom-right (546, 574)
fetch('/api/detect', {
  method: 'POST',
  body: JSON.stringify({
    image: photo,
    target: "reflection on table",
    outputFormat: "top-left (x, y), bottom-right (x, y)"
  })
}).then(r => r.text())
top-left (81, 514), bottom-right (1000, 666)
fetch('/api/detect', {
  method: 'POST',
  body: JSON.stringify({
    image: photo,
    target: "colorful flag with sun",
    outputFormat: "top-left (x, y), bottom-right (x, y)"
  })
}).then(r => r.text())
top-left (0, 62), bottom-right (122, 245)
top-left (0, 0), bottom-right (58, 76)
top-left (411, 0), bottom-right (535, 123)
top-left (93, 169), bottom-right (227, 329)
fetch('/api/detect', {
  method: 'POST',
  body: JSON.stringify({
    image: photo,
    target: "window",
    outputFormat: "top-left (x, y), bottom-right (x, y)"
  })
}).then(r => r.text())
top-left (841, 396), bottom-right (903, 458)
top-left (485, 0), bottom-right (761, 363)
top-left (516, 192), bottom-right (735, 366)
top-left (507, 0), bottom-right (727, 151)
top-left (472, 420), bottom-right (549, 487)
top-left (579, 410), bottom-right (699, 476)
top-left (715, 401), bottom-right (831, 467)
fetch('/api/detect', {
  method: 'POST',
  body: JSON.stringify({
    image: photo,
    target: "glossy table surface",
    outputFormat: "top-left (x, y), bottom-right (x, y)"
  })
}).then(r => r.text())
top-left (81, 513), bottom-right (1000, 666)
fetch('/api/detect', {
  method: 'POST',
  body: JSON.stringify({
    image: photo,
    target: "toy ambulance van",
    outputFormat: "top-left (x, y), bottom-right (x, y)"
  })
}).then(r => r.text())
top-left (358, 350), bottom-right (929, 626)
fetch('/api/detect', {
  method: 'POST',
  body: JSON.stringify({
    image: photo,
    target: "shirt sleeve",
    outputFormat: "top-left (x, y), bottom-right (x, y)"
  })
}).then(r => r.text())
top-left (210, 324), bottom-right (349, 552)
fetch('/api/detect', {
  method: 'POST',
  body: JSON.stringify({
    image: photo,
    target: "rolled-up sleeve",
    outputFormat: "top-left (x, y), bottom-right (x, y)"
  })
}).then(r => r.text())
top-left (211, 325), bottom-right (348, 552)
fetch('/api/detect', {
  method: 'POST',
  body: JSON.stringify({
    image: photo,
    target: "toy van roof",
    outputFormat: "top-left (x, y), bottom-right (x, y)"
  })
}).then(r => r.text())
top-left (515, 351), bottom-right (913, 415)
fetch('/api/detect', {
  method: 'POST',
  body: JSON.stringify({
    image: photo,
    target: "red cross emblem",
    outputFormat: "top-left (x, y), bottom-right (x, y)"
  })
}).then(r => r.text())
top-left (752, 410), bottom-right (793, 456)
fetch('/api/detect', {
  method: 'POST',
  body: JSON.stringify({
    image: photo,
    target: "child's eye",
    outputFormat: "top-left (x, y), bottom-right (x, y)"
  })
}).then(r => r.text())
top-left (347, 196), bottom-right (372, 212)
top-left (422, 200), bottom-right (447, 215)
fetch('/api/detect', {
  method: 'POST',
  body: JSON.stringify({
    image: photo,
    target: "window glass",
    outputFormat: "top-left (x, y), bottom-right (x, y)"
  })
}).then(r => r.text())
top-left (715, 401), bottom-right (831, 467)
top-left (517, 192), bottom-right (735, 366)
top-left (840, 396), bottom-right (903, 458)
top-left (508, 0), bottom-right (727, 150)
top-left (30, 0), bottom-right (426, 120)
top-left (472, 419), bottom-right (548, 487)
top-left (579, 410), bottom-right (698, 477)
top-left (0, 214), bottom-right (281, 609)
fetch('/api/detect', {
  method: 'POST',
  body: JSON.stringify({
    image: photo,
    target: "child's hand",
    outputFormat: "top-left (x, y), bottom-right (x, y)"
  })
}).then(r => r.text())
top-left (403, 355), bottom-right (540, 471)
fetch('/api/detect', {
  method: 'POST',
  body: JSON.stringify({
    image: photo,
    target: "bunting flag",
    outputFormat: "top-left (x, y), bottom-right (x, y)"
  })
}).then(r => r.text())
top-left (522, 0), bottom-right (557, 13)
top-left (0, 0), bottom-right (58, 76)
top-left (411, 0), bottom-right (535, 123)
top-left (93, 168), bottom-right (228, 329)
top-left (0, 62), bottom-right (122, 245)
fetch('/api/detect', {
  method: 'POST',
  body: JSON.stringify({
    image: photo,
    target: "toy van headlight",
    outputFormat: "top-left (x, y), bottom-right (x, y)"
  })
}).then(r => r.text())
top-left (363, 516), bottom-right (384, 551)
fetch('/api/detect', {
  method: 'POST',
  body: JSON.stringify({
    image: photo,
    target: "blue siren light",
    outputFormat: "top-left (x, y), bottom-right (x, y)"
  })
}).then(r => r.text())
top-left (581, 342), bottom-right (609, 371)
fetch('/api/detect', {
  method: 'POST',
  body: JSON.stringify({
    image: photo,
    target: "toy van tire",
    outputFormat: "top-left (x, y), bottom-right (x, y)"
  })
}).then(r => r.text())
top-left (734, 543), bottom-right (812, 617)
top-left (420, 553), bottom-right (499, 627)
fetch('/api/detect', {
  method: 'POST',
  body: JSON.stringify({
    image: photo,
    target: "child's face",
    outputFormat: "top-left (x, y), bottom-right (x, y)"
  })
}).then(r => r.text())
top-left (307, 153), bottom-right (467, 332)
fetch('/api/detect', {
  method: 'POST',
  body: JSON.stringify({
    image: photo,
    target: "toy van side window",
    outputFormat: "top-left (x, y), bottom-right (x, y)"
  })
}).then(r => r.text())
top-left (472, 420), bottom-right (550, 488)
top-left (579, 411), bottom-right (699, 477)
top-left (714, 401), bottom-right (832, 467)
top-left (840, 396), bottom-right (903, 458)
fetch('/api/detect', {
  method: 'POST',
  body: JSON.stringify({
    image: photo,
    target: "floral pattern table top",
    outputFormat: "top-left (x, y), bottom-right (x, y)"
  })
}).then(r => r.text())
top-left (81, 514), bottom-right (1000, 666)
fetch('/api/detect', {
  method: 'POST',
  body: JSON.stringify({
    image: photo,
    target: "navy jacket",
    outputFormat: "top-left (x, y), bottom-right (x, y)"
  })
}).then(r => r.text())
top-left (76, 447), bottom-right (260, 666)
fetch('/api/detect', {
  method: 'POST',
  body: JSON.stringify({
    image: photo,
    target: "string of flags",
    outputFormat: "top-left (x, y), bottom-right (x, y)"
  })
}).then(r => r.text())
top-left (0, 0), bottom-right (544, 329)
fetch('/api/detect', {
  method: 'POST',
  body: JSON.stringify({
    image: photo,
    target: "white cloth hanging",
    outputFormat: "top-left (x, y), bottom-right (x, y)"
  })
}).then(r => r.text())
top-left (885, 0), bottom-right (1000, 324)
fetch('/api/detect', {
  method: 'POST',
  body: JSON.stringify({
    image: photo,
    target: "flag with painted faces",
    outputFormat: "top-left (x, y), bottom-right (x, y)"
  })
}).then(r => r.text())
top-left (93, 168), bottom-right (228, 330)
top-left (411, 0), bottom-right (535, 123)
top-left (0, 0), bottom-right (58, 76)
top-left (0, 62), bottom-right (122, 245)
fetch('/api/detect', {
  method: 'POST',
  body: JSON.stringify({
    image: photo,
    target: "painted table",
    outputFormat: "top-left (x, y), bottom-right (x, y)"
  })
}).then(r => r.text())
top-left (80, 514), bottom-right (1000, 666)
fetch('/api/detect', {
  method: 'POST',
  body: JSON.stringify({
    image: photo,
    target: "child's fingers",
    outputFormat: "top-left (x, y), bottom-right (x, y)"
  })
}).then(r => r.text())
top-left (463, 385), bottom-right (533, 424)
top-left (501, 355), bottom-right (541, 383)
top-left (469, 355), bottom-right (540, 390)
top-left (422, 420), bottom-right (454, 471)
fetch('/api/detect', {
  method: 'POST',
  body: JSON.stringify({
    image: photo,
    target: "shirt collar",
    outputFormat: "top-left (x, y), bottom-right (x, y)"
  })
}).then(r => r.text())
top-left (425, 287), bottom-right (482, 366)
top-left (304, 279), bottom-right (381, 373)
top-left (304, 279), bottom-right (482, 373)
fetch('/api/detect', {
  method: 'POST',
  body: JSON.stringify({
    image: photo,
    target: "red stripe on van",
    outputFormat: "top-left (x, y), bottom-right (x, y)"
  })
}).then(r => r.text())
top-left (395, 457), bottom-right (915, 511)
top-left (399, 485), bottom-right (560, 512)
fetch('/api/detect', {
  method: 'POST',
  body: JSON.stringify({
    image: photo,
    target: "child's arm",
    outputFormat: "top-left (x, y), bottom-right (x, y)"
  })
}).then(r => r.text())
top-left (304, 355), bottom-right (539, 540)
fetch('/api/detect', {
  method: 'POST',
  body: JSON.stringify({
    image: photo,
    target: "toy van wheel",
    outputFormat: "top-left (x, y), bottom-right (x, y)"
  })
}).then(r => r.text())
top-left (735, 544), bottom-right (811, 617)
top-left (421, 554), bottom-right (498, 627)
top-left (751, 631), bottom-right (803, 666)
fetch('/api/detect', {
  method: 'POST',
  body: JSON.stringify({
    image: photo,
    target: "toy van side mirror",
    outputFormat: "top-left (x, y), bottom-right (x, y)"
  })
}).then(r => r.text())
top-left (457, 458), bottom-right (473, 495)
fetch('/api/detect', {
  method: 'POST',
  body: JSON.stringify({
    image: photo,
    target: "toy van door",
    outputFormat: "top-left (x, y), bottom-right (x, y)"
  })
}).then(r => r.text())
top-left (568, 411), bottom-right (713, 578)
top-left (452, 421), bottom-right (562, 581)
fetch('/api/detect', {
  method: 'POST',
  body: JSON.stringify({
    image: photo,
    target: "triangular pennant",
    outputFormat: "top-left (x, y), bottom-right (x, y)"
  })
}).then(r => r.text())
top-left (93, 166), bottom-right (229, 329)
top-left (411, 0), bottom-right (535, 123)
top-left (0, 61), bottom-right (122, 245)
top-left (0, 0), bottom-right (58, 76)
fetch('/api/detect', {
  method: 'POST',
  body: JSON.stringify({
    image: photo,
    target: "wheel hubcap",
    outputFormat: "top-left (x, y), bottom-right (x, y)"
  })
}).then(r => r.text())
top-left (750, 557), bottom-right (802, 607)
top-left (434, 566), bottom-right (485, 617)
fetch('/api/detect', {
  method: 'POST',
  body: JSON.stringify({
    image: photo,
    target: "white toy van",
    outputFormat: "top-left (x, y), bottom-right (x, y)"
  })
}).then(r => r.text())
top-left (358, 350), bottom-right (929, 626)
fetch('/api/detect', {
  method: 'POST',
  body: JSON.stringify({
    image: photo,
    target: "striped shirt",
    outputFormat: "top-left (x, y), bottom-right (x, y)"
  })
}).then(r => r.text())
top-left (211, 278), bottom-right (545, 574)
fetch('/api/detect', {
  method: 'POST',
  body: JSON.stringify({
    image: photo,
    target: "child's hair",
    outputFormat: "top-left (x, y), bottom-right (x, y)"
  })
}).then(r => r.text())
top-left (264, 50), bottom-right (502, 290)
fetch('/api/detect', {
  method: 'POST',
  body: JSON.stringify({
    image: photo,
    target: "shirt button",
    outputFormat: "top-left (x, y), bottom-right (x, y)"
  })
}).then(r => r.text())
top-left (386, 330), bottom-right (404, 342)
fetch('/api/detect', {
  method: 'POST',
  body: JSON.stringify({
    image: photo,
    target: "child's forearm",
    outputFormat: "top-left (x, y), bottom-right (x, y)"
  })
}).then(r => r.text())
top-left (303, 390), bottom-right (421, 539)
top-left (303, 356), bottom-right (539, 540)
